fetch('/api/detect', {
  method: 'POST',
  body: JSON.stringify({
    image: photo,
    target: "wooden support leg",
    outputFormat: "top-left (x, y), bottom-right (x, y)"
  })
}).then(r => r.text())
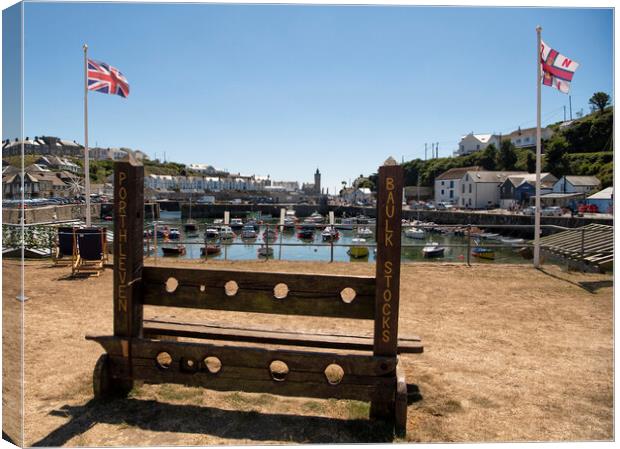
top-left (93, 354), bottom-right (133, 400)
top-left (394, 358), bottom-right (408, 437)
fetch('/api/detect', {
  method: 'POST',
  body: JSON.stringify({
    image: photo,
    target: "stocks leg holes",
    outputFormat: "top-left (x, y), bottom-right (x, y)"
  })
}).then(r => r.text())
top-left (204, 356), bottom-right (222, 374)
top-left (273, 283), bottom-right (289, 299)
top-left (269, 360), bottom-right (289, 382)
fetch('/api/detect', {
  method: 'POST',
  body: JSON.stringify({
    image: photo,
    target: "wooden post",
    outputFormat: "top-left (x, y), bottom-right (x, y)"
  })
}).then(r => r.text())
top-left (114, 160), bottom-right (144, 356)
top-left (371, 158), bottom-right (404, 423)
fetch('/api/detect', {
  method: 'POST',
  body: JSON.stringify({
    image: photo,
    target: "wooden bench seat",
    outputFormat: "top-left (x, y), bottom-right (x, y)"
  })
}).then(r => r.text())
top-left (142, 318), bottom-right (424, 353)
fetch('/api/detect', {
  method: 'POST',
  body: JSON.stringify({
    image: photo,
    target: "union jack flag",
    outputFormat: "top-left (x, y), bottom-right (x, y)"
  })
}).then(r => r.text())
top-left (540, 41), bottom-right (579, 94)
top-left (87, 58), bottom-right (130, 98)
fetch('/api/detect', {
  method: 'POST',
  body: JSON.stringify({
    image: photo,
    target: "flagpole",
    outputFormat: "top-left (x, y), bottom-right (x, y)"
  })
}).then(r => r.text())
top-left (83, 43), bottom-right (91, 227)
top-left (534, 26), bottom-right (542, 268)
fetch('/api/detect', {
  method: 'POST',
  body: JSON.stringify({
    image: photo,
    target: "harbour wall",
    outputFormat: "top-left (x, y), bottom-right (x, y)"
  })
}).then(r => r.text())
top-left (3, 202), bottom-right (160, 225)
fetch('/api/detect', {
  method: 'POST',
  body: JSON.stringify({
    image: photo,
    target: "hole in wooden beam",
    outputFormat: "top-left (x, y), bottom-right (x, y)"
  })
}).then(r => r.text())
top-left (180, 357), bottom-right (198, 373)
top-left (224, 280), bottom-right (239, 297)
top-left (156, 352), bottom-right (172, 370)
top-left (204, 356), bottom-right (222, 374)
top-left (324, 364), bottom-right (345, 385)
top-left (165, 277), bottom-right (179, 293)
top-left (199, 284), bottom-right (206, 293)
top-left (273, 283), bottom-right (289, 299)
top-left (269, 360), bottom-right (289, 382)
top-left (340, 287), bottom-right (356, 303)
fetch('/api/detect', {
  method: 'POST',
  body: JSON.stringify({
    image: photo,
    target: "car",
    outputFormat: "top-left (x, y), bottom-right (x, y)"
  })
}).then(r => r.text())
top-left (542, 206), bottom-right (563, 217)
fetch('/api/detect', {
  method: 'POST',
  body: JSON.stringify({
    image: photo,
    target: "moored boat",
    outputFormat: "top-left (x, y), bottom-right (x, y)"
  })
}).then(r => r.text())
top-left (218, 226), bottom-right (235, 240)
top-left (335, 217), bottom-right (355, 230)
top-left (204, 227), bottom-right (220, 240)
top-left (404, 227), bottom-right (425, 239)
top-left (257, 245), bottom-right (274, 258)
top-left (500, 237), bottom-right (525, 246)
top-left (241, 224), bottom-right (257, 239)
top-left (168, 228), bottom-right (181, 240)
top-left (422, 242), bottom-right (445, 258)
top-left (321, 226), bottom-right (339, 241)
top-left (356, 227), bottom-right (373, 238)
top-left (230, 218), bottom-right (244, 230)
top-left (348, 238), bottom-right (370, 258)
top-left (201, 243), bottom-right (221, 256)
top-left (297, 225), bottom-right (315, 240)
top-left (471, 246), bottom-right (495, 260)
top-left (162, 244), bottom-right (186, 256)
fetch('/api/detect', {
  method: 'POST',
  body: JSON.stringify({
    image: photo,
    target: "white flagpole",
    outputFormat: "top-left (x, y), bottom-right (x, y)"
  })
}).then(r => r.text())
top-left (534, 26), bottom-right (542, 268)
top-left (83, 44), bottom-right (91, 227)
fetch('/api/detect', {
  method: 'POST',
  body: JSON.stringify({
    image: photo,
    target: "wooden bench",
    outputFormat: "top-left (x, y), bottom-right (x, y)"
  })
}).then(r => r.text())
top-left (87, 158), bottom-right (422, 437)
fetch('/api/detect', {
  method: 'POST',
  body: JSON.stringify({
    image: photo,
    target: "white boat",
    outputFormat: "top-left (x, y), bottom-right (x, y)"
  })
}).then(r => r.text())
top-left (501, 237), bottom-right (525, 245)
top-left (321, 226), bottom-right (339, 241)
top-left (204, 227), bottom-right (220, 240)
top-left (348, 238), bottom-right (369, 258)
top-left (213, 218), bottom-right (224, 225)
top-left (218, 226), bottom-right (235, 240)
top-left (307, 212), bottom-right (324, 223)
top-left (422, 242), bottom-right (445, 258)
top-left (404, 227), bottom-right (425, 239)
top-left (356, 227), bottom-right (373, 237)
top-left (479, 232), bottom-right (501, 240)
top-left (241, 225), bottom-right (257, 239)
top-left (230, 218), bottom-right (244, 230)
top-left (335, 217), bottom-right (355, 230)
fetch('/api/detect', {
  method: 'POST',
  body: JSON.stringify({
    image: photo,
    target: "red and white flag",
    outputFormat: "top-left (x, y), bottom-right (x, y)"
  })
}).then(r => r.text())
top-left (540, 41), bottom-right (579, 94)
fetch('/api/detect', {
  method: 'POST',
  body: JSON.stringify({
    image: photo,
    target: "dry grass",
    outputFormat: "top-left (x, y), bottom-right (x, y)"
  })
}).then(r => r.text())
top-left (1, 258), bottom-right (613, 445)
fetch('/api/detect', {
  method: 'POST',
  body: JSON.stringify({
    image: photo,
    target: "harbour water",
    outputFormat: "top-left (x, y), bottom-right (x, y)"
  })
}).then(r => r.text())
top-left (110, 211), bottom-right (528, 264)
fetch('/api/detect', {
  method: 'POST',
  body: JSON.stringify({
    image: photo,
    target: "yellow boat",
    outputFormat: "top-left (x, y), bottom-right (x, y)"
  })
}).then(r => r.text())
top-left (471, 247), bottom-right (495, 260)
top-left (348, 238), bottom-right (369, 258)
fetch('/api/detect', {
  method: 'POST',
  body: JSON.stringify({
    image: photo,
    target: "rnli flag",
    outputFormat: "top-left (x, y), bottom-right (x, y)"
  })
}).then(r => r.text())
top-left (87, 59), bottom-right (130, 98)
top-left (540, 41), bottom-right (579, 94)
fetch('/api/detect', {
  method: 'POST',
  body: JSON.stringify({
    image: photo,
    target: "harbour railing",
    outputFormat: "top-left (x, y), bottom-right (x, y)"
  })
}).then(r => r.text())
top-left (4, 220), bottom-right (612, 269)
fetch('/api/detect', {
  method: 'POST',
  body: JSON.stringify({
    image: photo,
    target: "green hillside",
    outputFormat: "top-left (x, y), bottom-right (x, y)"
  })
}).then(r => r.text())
top-left (366, 105), bottom-right (613, 190)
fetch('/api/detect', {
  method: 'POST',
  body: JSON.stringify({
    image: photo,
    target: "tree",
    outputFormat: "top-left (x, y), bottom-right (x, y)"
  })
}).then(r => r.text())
top-left (479, 143), bottom-right (499, 170)
top-left (498, 140), bottom-right (517, 170)
top-left (589, 92), bottom-right (610, 114)
top-left (525, 152), bottom-right (536, 173)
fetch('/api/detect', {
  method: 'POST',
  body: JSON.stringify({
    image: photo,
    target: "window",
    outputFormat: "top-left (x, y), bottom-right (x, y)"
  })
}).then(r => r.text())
top-left (450, 180), bottom-right (454, 188)
top-left (441, 181), bottom-right (444, 186)
top-left (462, 184), bottom-right (465, 193)
top-left (441, 190), bottom-right (444, 195)
top-left (469, 184), bottom-right (472, 193)
top-left (449, 190), bottom-right (454, 198)
top-left (477, 144), bottom-right (480, 150)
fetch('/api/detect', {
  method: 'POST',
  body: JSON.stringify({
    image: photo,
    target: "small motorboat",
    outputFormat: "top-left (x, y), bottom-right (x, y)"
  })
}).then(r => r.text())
top-left (356, 215), bottom-right (370, 225)
top-left (246, 220), bottom-right (260, 231)
top-left (356, 227), bottom-right (373, 238)
top-left (230, 218), bottom-right (244, 230)
top-left (479, 232), bottom-right (501, 240)
top-left (213, 218), bottom-right (224, 225)
top-left (422, 242), bottom-right (445, 258)
top-left (283, 217), bottom-right (297, 230)
top-left (183, 221), bottom-right (199, 233)
top-left (501, 237), bottom-right (525, 246)
top-left (241, 225), bottom-right (257, 239)
top-left (335, 217), bottom-right (355, 230)
top-left (204, 227), bottom-right (220, 240)
top-left (168, 228), bottom-right (181, 240)
top-left (404, 227), bottom-right (425, 239)
top-left (218, 226), bottom-right (235, 240)
top-left (297, 225), bottom-right (315, 240)
top-left (321, 226), bottom-right (339, 241)
top-left (471, 246), bottom-right (495, 260)
top-left (162, 244), bottom-right (186, 256)
top-left (348, 238), bottom-right (369, 258)
top-left (257, 245), bottom-right (274, 258)
top-left (201, 243), bottom-right (221, 256)
top-left (156, 225), bottom-right (170, 239)
top-left (308, 211), bottom-right (324, 223)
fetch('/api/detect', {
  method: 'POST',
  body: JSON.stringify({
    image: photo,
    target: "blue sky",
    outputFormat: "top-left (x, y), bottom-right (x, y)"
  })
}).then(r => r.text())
top-left (3, 2), bottom-right (614, 192)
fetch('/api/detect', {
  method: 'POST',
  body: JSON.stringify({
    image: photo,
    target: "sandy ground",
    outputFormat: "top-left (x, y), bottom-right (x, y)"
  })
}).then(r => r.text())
top-left (1, 258), bottom-right (613, 445)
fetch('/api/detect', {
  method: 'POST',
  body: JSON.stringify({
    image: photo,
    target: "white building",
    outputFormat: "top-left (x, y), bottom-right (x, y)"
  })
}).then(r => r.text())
top-left (341, 187), bottom-right (373, 205)
top-left (455, 133), bottom-right (501, 156)
top-left (434, 166), bottom-right (482, 205)
top-left (90, 147), bottom-right (128, 161)
top-left (459, 170), bottom-right (527, 209)
top-left (504, 126), bottom-right (554, 149)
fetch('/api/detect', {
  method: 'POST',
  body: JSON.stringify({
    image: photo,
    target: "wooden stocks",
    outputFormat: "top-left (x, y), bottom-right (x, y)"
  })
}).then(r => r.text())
top-left (114, 161), bottom-right (145, 344)
top-left (373, 160), bottom-right (403, 356)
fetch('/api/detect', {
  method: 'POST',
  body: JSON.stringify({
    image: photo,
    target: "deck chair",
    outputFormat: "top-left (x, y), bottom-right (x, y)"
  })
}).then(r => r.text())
top-left (53, 227), bottom-right (77, 266)
top-left (72, 227), bottom-right (107, 277)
